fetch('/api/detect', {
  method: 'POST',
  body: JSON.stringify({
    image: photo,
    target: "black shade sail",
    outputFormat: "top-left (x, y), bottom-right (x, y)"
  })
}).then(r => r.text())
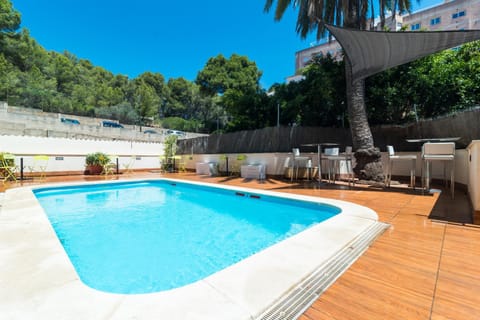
top-left (326, 24), bottom-right (480, 81)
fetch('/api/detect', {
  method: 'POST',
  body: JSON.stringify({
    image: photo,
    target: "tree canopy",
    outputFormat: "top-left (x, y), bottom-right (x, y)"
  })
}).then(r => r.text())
top-left (196, 54), bottom-right (262, 95)
top-left (1, 0), bottom-right (479, 136)
top-left (0, 0), bottom-right (271, 133)
top-left (0, 0), bottom-right (19, 33)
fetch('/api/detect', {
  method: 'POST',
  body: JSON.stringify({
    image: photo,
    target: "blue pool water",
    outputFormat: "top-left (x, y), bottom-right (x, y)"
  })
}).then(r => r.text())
top-left (34, 180), bottom-right (341, 294)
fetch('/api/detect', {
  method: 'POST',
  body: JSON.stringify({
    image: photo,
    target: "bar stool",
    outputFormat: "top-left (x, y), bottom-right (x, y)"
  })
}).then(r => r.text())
top-left (323, 147), bottom-right (340, 183)
top-left (291, 148), bottom-right (310, 181)
top-left (321, 146), bottom-right (354, 186)
top-left (305, 159), bottom-right (313, 180)
top-left (422, 142), bottom-right (455, 198)
top-left (385, 145), bottom-right (417, 189)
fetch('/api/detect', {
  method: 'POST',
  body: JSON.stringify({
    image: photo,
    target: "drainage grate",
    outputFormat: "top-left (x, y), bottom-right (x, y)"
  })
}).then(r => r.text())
top-left (256, 221), bottom-right (389, 320)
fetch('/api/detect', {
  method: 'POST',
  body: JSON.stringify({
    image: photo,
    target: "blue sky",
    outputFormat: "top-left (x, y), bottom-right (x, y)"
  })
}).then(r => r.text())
top-left (13, 0), bottom-right (442, 89)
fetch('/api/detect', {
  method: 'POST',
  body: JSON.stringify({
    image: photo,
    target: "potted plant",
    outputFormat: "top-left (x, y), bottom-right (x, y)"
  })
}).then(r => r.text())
top-left (162, 134), bottom-right (178, 172)
top-left (85, 152), bottom-right (110, 175)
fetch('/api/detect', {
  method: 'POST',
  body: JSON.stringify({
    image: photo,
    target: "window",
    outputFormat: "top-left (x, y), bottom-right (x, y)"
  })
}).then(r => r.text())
top-left (430, 17), bottom-right (441, 25)
top-left (452, 10), bottom-right (466, 19)
top-left (411, 23), bottom-right (421, 30)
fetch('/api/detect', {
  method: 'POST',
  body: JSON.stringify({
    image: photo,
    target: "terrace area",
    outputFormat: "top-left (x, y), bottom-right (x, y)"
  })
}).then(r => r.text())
top-left (1, 171), bottom-right (478, 319)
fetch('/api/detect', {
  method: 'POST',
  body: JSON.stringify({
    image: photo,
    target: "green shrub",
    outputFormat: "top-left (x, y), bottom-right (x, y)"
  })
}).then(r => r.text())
top-left (85, 152), bottom-right (110, 166)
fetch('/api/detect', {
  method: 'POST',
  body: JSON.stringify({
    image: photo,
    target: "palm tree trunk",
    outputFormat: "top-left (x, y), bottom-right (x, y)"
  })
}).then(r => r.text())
top-left (345, 58), bottom-right (384, 182)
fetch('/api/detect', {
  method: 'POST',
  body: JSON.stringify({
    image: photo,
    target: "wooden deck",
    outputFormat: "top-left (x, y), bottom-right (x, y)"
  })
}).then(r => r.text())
top-left (2, 172), bottom-right (479, 319)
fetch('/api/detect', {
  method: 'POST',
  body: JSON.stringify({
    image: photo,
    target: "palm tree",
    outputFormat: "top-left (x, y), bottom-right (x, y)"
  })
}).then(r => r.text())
top-left (264, 0), bottom-right (412, 181)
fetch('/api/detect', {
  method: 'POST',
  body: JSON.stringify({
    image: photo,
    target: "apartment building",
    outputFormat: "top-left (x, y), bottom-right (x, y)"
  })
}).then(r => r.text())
top-left (290, 0), bottom-right (480, 80)
top-left (403, 0), bottom-right (480, 31)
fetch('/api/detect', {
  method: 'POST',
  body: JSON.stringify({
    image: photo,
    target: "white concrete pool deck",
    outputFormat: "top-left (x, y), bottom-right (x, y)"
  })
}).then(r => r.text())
top-left (0, 178), bottom-right (382, 319)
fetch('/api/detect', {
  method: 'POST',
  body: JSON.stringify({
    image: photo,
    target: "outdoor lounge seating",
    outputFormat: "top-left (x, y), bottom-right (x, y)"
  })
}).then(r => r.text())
top-left (240, 164), bottom-right (266, 180)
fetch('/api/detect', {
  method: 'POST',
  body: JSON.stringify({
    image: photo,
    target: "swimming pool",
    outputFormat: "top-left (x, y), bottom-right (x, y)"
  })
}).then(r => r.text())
top-left (34, 180), bottom-right (341, 294)
top-left (0, 178), bottom-right (386, 319)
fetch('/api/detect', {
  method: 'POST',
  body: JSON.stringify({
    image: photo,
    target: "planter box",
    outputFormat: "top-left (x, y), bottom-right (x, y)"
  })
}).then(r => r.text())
top-left (85, 164), bottom-right (103, 175)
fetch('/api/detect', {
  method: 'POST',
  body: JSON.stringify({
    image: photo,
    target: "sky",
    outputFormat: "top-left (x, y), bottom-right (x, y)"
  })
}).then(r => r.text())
top-left (13, 0), bottom-right (442, 89)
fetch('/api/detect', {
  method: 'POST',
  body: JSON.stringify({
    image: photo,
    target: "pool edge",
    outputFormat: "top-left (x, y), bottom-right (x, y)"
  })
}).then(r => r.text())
top-left (0, 178), bottom-right (385, 320)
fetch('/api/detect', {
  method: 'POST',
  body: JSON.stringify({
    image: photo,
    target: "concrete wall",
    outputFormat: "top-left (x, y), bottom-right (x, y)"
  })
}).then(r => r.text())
top-left (188, 150), bottom-right (469, 186)
top-left (0, 134), bottom-right (470, 187)
top-left (467, 141), bottom-right (480, 211)
top-left (0, 135), bottom-right (164, 173)
top-left (0, 103), bottom-right (207, 142)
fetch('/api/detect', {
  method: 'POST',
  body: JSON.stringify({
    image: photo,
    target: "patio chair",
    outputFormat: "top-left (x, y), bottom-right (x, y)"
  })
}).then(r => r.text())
top-left (122, 156), bottom-right (136, 174)
top-left (385, 145), bottom-right (417, 189)
top-left (325, 146), bottom-right (355, 186)
top-left (28, 155), bottom-right (49, 180)
top-left (0, 153), bottom-right (18, 184)
top-left (291, 148), bottom-right (311, 181)
top-left (422, 142), bottom-right (455, 198)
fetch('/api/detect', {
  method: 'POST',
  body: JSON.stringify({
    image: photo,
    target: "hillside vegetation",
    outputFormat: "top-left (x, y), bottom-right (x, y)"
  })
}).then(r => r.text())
top-left (1, 0), bottom-right (480, 134)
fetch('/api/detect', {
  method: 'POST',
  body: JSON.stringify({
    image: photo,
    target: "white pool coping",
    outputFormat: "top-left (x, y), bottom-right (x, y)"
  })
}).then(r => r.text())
top-left (0, 178), bottom-right (382, 319)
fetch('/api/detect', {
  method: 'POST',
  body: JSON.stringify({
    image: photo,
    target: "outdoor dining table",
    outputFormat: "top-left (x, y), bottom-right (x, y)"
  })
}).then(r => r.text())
top-left (405, 137), bottom-right (461, 143)
top-left (301, 142), bottom-right (339, 185)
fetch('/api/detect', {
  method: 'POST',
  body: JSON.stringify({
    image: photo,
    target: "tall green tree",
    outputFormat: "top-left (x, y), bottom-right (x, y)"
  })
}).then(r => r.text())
top-left (196, 54), bottom-right (263, 131)
top-left (196, 54), bottom-right (262, 95)
top-left (0, 0), bottom-right (20, 34)
top-left (133, 82), bottom-right (159, 121)
top-left (265, 0), bottom-right (412, 181)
